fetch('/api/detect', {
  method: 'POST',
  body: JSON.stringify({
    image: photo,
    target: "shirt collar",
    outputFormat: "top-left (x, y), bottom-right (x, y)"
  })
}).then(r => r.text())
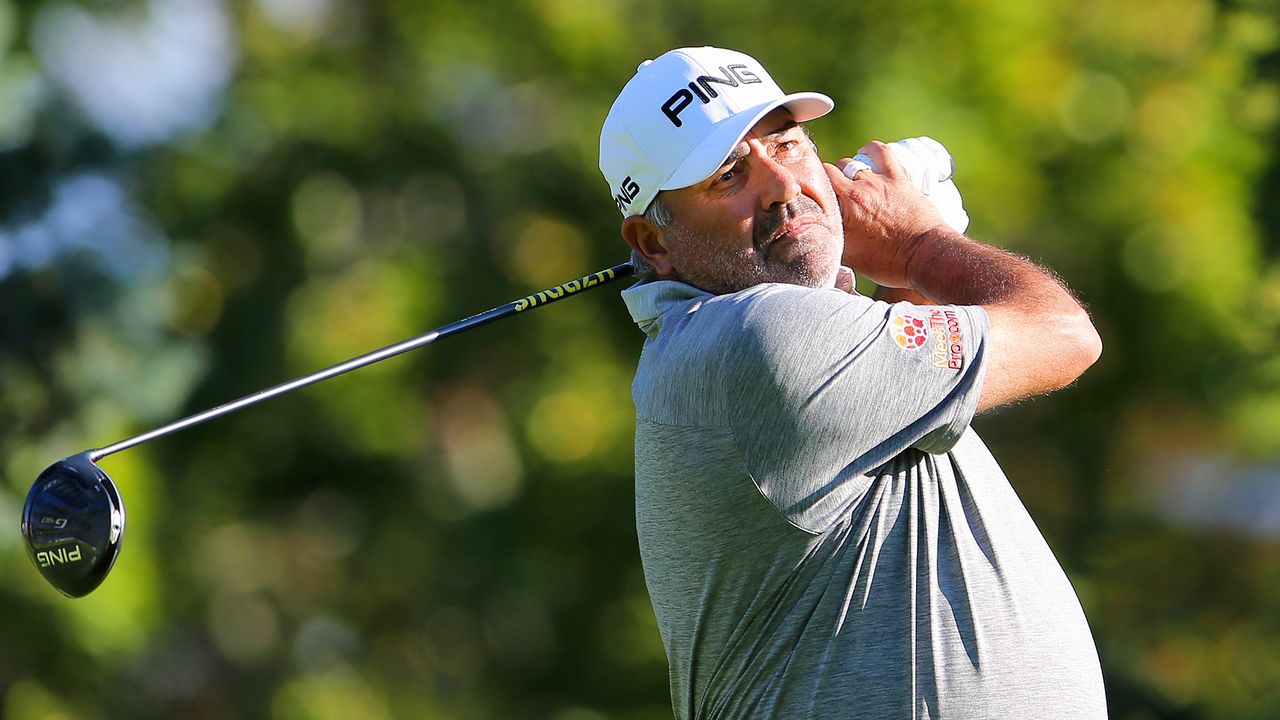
top-left (620, 279), bottom-right (711, 335)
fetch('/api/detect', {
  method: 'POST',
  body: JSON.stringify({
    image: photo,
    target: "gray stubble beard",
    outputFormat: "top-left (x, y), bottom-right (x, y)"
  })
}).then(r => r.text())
top-left (666, 202), bottom-right (843, 295)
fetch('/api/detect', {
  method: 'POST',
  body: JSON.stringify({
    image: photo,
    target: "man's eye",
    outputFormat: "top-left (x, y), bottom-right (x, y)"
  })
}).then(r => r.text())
top-left (716, 167), bottom-right (737, 183)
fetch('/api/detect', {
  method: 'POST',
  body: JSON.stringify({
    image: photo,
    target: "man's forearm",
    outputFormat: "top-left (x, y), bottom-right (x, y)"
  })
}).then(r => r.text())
top-left (873, 286), bottom-right (936, 305)
top-left (904, 228), bottom-right (1067, 309)
top-left (903, 227), bottom-right (1102, 410)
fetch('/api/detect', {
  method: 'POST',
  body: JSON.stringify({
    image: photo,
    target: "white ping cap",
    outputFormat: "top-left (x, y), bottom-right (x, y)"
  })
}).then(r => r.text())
top-left (599, 46), bottom-right (834, 217)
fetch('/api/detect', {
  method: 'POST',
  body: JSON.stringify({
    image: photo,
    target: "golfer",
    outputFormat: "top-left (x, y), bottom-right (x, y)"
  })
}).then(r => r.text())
top-left (600, 46), bottom-right (1107, 719)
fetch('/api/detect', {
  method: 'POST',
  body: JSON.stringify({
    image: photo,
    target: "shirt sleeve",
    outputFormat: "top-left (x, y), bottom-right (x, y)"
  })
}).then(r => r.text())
top-left (717, 283), bottom-right (989, 532)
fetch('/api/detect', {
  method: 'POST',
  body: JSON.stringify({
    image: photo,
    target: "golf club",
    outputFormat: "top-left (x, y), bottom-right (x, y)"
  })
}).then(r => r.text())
top-left (22, 262), bottom-right (635, 598)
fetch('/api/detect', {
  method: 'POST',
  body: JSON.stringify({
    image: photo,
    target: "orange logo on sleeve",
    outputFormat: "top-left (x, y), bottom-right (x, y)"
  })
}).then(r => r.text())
top-left (891, 315), bottom-right (929, 349)
top-left (927, 308), bottom-right (965, 370)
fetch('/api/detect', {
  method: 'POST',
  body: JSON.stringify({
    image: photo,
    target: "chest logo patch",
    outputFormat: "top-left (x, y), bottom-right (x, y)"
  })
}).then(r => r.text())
top-left (891, 314), bottom-right (929, 349)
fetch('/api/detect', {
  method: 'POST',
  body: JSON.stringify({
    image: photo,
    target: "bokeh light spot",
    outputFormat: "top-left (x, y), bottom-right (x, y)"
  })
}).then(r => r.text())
top-left (497, 213), bottom-right (588, 288)
top-left (271, 666), bottom-right (389, 720)
top-left (1059, 71), bottom-right (1130, 143)
top-left (162, 263), bottom-right (224, 336)
top-left (294, 615), bottom-right (359, 674)
top-left (527, 390), bottom-right (602, 463)
top-left (0, 57), bottom-right (43, 151)
top-left (399, 173), bottom-right (467, 245)
top-left (1136, 82), bottom-right (1212, 158)
top-left (256, 0), bottom-right (333, 37)
top-left (198, 522), bottom-right (284, 594)
top-left (291, 172), bottom-right (362, 267)
top-left (3, 678), bottom-right (78, 720)
top-left (435, 386), bottom-right (523, 512)
top-left (209, 591), bottom-right (280, 664)
top-left (33, 0), bottom-right (236, 148)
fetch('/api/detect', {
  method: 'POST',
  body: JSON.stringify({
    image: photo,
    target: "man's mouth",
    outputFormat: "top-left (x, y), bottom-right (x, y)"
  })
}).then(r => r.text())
top-left (759, 213), bottom-right (821, 258)
top-left (755, 199), bottom-right (825, 255)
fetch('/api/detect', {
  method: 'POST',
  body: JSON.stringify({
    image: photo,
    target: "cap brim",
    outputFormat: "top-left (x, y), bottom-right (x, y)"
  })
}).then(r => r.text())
top-left (661, 91), bottom-right (834, 191)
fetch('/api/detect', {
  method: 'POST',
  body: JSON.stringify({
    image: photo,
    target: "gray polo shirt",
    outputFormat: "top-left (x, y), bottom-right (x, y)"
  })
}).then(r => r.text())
top-left (623, 279), bottom-right (1105, 720)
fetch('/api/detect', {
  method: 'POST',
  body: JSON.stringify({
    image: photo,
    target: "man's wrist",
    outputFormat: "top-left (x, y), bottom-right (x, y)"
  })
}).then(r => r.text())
top-left (904, 225), bottom-right (968, 294)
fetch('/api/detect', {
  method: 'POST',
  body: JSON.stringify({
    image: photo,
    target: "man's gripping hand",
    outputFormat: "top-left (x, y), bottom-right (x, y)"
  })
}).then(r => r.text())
top-left (823, 141), bottom-right (953, 289)
top-left (822, 140), bottom-right (1103, 411)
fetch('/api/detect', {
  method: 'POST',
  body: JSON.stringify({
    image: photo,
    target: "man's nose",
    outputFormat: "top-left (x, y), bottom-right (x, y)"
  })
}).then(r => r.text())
top-left (754, 152), bottom-right (801, 211)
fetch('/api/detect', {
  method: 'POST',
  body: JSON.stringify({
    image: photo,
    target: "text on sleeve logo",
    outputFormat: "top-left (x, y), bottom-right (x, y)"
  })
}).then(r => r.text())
top-left (927, 309), bottom-right (965, 370)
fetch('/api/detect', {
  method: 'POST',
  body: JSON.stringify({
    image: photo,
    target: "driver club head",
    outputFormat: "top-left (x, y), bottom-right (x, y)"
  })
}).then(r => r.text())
top-left (21, 452), bottom-right (125, 598)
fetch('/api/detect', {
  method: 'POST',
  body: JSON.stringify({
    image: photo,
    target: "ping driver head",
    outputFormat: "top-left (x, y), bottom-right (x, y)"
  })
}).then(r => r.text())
top-left (21, 452), bottom-right (125, 598)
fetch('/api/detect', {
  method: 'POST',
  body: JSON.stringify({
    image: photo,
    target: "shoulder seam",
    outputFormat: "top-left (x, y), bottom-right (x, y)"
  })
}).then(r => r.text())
top-left (635, 415), bottom-right (731, 430)
top-left (726, 423), bottom-right (823, 537)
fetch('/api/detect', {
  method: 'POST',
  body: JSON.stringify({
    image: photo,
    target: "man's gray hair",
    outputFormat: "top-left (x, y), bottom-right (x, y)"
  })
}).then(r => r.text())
top-left (644, 193), bottom-right (673, 228)
top-left (629, 194), bottom-right (670, 282)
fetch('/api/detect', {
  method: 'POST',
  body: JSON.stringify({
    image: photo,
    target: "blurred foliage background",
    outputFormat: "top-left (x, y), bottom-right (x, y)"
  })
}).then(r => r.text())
top-left (0, 0), bottom-right (1278, 718)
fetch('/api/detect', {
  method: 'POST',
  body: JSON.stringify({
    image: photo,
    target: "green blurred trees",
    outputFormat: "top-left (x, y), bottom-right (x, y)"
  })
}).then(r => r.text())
top-left (1, 0), bottom-right (1278, 718)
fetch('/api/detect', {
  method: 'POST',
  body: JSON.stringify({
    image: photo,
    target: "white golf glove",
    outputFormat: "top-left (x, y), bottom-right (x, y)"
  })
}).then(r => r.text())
top-left (841, 136), bottom-right (970, 234)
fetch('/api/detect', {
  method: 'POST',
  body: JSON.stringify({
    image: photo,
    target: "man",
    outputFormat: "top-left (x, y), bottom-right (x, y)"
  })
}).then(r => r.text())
top-left (599, 46), bottom-right (1108, 719)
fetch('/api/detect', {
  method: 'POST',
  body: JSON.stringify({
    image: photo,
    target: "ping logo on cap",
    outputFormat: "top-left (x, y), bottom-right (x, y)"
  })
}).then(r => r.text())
top-left (614, 176), bottom-right (641, 213)
top-left (661, 64), bottom-right (763, 127)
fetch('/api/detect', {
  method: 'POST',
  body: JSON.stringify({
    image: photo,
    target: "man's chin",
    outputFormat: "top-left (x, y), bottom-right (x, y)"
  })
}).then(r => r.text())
top-left (772, 243), bottom-right (841, 289)
top-left (675, 246), bottom-right (840, 295)
top-left (806, 264), bottom-right (841, 289)
top-left (771, 228), bottom-right (842, 286)
top-left (760, 256), bottom-right (839, 290)
top-left (785, 265), bottom-right (839, 290)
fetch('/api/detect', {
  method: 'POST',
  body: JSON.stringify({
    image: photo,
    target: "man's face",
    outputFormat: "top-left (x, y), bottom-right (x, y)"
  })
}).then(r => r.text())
top-left (655, 108), bottom-right (844, 294)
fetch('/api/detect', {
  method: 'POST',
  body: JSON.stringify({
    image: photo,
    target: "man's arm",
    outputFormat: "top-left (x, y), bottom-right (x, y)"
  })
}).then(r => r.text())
top-left (900, 226), bottom-right (1101, 411)
top-left (872, 286), bottom-right (936, 305)
top-left (826, 142), bottom-right (1101, 412)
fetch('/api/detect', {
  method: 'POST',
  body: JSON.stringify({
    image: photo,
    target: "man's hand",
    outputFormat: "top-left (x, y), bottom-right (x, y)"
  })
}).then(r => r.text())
top-left (823, 139), bottom-right (1103, 411)
top-left (824, 141), bottom-right (949, 288)
top-left (834, 266), bottom-right (856, 294)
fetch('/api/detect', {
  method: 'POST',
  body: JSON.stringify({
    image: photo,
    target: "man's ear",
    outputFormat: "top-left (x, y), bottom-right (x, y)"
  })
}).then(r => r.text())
top-left (621, 215), bottom-right (675, 278)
